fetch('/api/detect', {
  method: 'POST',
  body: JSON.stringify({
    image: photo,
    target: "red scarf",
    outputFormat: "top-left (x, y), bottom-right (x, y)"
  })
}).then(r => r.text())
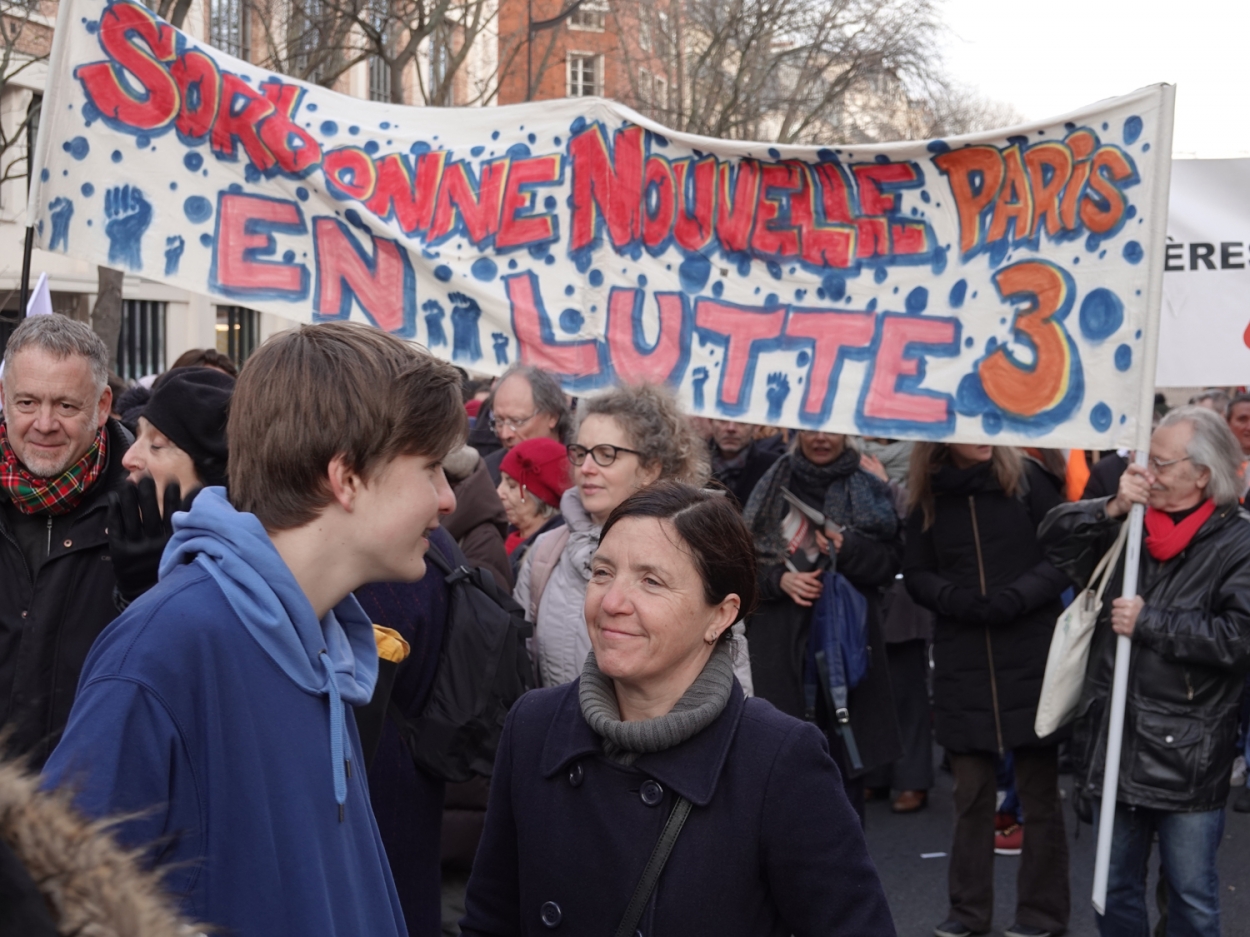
top-left (1143, 499), bottom-right (1216, 561)
top-left (505, 529), bottom-right (524, 556)
top-left (0, 422), bottom-right (108, 516)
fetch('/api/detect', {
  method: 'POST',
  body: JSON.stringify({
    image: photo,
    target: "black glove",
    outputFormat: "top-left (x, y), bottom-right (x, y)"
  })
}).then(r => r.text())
top-left (107, 478), bottom-right (199, 602)
top-left (937, 585), bottom-right (986, 621)
top-left (971, 589), bottom-right (1026, 626)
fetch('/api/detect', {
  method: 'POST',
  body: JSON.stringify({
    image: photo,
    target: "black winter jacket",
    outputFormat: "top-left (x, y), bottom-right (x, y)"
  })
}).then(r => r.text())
top-left (903, 460), bottom-right (1070, 755)
top-left (0, 419), bottom-right (129, 765)
top-left (712, 439), bottom-right (783, 510)
top-left (461, 680), bottom-right (896, 937)
top-left (750, 523), bottom-right (903, 778)
top-left (1039, 498), bottom-right (1250, 812)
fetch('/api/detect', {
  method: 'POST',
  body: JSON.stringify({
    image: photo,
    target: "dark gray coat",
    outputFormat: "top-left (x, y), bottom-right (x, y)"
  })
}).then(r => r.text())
top-left (460, 680), bottom-right (895, 937)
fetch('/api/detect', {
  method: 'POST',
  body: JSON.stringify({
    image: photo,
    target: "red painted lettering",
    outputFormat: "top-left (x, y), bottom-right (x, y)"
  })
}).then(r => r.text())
top-left (365, 152), bottom-right (444, 236)
top-left (213, 193), bottom-right (307, 297)
top-left (170, 50), bottom-right (219, 140)
top-left (693, 299), bottom-right (787, 410)
top-left (568, 125), bottom-right (644, 252)
top-left (606, 289), bottom-right (687, 384)
top-left (504, 272), bottom-right (601, 378)
top-left (862, 315), bottom-right (957, 424)
top-left (497, 154), bottom-right (560, 249)
top-left (75, 2), bottom-right (179, 130)
top-left (313, 217), bottom-right (412, 333)
top-left (323, 147), bottom-right (377, 202)
top-left (429, 159), bottom-right (509, 244)
top-left (784, 309), bottom-right (875, 417)
top-left (672, 157), bottom-right (716, 251)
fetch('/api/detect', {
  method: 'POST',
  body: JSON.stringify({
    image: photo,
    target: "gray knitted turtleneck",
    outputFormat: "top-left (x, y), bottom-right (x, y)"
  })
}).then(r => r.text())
top-left (579, 642), bottom-right (736, 766)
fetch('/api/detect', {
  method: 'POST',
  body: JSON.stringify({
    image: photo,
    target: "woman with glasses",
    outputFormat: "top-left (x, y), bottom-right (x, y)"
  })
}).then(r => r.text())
top-left (903, 443), bottom-right (1071, 937)
top-left (513, 384), bottom-right (708, 688)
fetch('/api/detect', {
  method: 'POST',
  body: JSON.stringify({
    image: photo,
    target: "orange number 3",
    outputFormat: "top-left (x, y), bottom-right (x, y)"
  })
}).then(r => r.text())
top-left (978, 260), bottom-right (1076, 418)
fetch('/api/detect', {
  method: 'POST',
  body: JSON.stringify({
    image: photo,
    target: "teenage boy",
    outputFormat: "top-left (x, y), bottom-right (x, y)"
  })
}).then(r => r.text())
top-left (43, 322), bottom-right (465, 936)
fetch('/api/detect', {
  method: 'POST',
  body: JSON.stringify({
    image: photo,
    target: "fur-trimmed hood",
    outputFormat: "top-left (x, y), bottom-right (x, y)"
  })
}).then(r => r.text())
top-left (0, 756), bottom-right (200, 936)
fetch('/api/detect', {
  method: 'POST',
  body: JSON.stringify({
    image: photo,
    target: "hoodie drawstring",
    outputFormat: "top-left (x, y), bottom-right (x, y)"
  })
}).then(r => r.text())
top-left (321, 650), bottom-right (348, 821)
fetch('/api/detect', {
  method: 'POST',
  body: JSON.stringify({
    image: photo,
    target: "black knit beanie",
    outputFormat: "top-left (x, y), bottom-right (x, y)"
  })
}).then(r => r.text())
top-left (143, 367), bottom-right (234, 488)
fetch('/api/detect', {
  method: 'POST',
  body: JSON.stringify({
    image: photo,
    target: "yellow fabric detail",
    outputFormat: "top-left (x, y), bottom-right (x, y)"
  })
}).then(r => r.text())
top-left (372, 625), bottom-right (411, 663)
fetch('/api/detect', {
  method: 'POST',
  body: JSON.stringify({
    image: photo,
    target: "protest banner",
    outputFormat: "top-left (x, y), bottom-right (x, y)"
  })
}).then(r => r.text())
top-left (28, 0), bottom-right (1172, 451)
top-left (1158, 158), bottom-right (1250, 387)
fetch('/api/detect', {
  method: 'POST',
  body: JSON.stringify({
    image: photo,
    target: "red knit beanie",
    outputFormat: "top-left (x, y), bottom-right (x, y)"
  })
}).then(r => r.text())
top-left (499, 437), bottom-right (572, 509)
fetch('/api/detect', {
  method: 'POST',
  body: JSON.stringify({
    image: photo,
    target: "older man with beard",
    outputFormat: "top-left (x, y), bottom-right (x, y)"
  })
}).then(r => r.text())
top-left (0, 315), bottom-right (129, 765)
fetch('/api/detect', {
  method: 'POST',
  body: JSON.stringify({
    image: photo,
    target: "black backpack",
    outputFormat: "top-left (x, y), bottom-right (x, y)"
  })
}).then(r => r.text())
top-left (389, 544), bottom-right (535, 783)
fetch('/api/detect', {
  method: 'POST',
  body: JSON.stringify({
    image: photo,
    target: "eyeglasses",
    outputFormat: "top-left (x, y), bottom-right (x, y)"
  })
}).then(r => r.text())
top-left (1148, 455), bottom-right (1191, 472)
top-left (566, 443), bottom-right (642, 467)
top-left (491, 411), bottom-right (538, 434)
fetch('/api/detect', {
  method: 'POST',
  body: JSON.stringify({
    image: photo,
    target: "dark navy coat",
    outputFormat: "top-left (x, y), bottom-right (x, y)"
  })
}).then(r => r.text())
top-left (460, 678), bottom-right (896, 937)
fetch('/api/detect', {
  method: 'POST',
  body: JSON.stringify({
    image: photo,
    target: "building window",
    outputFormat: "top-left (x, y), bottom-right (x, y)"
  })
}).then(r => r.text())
top-left (638, 0), bottom-right (650, 51)
top-left (567, 54), bottom-right (602, 97)
top-left (638, 69), bottom-right (667, 117)
top-left (569, 0), bottom-right (607, 31)
top-left (118, 300), bottom-right (167, 381)
top-left (210, 0), bottom-right (250, 59)
top-left (369, 56), bottom-right (392, 102)
top-left (216, 306), bottom-right (260, 366)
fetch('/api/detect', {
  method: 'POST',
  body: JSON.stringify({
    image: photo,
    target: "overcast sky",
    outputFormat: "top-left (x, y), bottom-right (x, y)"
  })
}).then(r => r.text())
top-left (938, 0), bottom-right (1250, 158)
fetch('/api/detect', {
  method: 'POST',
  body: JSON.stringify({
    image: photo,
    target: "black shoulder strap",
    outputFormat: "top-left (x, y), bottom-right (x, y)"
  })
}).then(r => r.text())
top-left (613, 796), bottom-right (692, 937)
top-left (424, 541), bottom-right (453, 576)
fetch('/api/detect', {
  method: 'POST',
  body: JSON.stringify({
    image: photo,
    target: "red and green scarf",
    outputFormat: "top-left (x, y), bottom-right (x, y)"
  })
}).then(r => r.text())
top-left (0, 422), bottom-right (108, 515)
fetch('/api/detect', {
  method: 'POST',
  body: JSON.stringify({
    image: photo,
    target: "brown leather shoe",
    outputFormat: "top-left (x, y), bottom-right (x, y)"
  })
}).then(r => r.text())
top-left (892, 790), bottom-right (928, 813)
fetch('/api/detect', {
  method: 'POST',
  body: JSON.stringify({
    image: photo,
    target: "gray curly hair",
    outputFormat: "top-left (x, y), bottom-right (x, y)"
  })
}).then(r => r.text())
top-left (577, 384), bottom-right (709, 485)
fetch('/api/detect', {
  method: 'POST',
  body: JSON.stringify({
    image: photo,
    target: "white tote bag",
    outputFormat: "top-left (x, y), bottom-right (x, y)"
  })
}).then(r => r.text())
top-left (1034, 523), bottom-right (1128, 738)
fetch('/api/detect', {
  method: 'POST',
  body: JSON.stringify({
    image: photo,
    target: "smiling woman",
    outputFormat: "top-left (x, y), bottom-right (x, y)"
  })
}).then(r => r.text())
top-left (513, 382), bottom-right (710, 689)
top-left (462, 482), bottom-right (896, 937)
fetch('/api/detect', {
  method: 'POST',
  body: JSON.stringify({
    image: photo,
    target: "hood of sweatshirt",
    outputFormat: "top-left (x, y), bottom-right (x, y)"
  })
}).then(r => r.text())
top-left (160, 487), bottom-right (377, 809)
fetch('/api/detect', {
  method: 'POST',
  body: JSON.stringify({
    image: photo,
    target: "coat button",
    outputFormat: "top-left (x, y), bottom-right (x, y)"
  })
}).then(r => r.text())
top-left (640, 779), bottom-right (664, 807)
top-left (62, 539), bottom-right (72, 548)
top-left (1165, 735), bottom-right (1174, 744)
top-left (567, 762), bottom-right (583, 787)
top-left (540, 901), bottom-right (562, 928)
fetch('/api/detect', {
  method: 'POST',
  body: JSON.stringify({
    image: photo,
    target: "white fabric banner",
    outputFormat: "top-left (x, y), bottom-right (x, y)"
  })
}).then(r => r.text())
top-left (1157, 158), bottom-right (1250, 387)
top-left (28, 0), bottom-right (1174, 448)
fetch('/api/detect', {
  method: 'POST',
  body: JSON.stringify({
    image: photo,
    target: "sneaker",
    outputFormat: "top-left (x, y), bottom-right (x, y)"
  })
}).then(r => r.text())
top-left (934, 920), bottom-right (987, 937)
top-left (1234, 787), bottom-right (1250, 814)
top-left (1005, 926), bottom-right (1056, 937)
top-left (994, 823), bottom-right (1023, 855)
top-left (994, 810), bottom-right (1017, 832)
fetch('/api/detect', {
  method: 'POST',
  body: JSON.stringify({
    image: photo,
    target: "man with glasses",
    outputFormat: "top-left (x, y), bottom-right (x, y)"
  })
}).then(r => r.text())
top-left (481, 366), bottom-right (570, 484)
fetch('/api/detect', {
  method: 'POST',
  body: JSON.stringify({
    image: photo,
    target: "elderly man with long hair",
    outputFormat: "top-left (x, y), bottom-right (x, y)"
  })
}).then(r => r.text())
top-left (1040, 406), bottom-right (1250, 937)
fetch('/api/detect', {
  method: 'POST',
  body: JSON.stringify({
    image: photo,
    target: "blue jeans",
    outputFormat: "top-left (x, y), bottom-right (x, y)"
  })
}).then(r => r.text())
top-left (1094, 802), bottom-right (1224, 937)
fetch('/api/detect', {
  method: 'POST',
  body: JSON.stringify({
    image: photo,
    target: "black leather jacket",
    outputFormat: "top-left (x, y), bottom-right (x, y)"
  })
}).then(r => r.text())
top-left (1039, 498), bottom-right (1250, 812)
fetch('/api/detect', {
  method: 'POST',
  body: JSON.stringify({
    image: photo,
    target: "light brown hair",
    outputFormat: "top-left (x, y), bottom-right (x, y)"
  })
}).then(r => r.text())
top-left (227, 322), bottom-right (466, 530)
top-left (578, 383), bottom-right (710, 485)
top-left (906, 443), bottom-right (1024, 530)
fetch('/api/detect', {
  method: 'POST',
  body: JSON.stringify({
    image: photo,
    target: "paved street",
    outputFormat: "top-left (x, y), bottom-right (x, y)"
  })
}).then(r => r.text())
top-left (864, 749), bottom-right (1250, 937)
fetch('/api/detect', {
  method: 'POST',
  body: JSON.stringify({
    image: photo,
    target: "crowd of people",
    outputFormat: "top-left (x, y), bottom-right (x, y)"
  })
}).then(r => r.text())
top-left (0, 312), bottom-right (1247, 937)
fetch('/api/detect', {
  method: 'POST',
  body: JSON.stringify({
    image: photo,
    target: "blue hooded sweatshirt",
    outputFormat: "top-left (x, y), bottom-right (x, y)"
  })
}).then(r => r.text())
top-left (43, 488), bottom-right (406, 937)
